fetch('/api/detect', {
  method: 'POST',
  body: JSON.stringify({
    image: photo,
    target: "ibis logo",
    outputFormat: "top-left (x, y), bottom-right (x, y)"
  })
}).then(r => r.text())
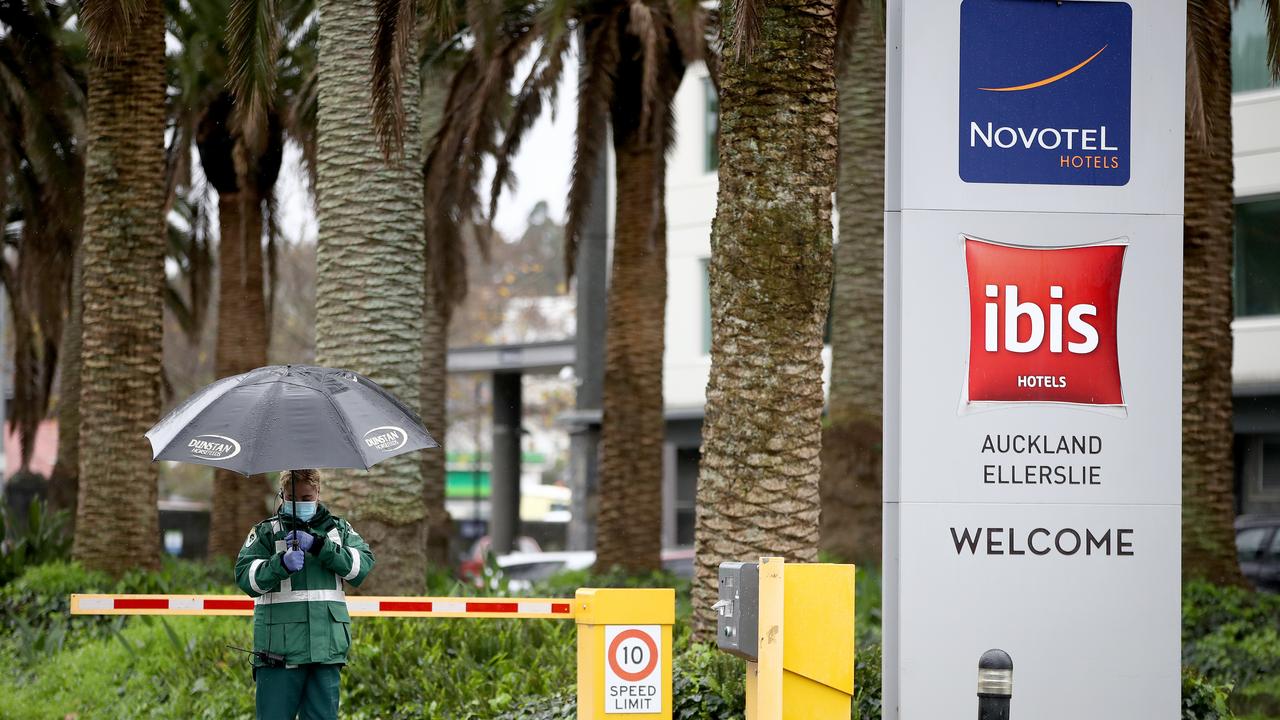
top-left (363, 426), bottom-right (408, 452)
top-left (188, 434), bottom-right (241, 460)
top-left (963, 236), bottom-right (1126, 408)
top-left (958, 0), bottom-right (1132, 186)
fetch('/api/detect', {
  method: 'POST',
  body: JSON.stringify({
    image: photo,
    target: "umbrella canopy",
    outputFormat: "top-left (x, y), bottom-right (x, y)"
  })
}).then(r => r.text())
top-left (145, 365), bottom-right (438, 475)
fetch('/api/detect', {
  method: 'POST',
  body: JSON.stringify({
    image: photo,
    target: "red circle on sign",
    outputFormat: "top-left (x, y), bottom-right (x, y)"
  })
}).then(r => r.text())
top-left (607, 629), bottom-right (659, 682)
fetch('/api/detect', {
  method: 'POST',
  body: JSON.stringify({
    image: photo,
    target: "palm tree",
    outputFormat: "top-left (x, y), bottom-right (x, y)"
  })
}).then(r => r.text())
top-left (309, 0), bottom-right (427, 593)
top-left (3, 3), bottom-right (213, 537)
top-left (427, 0), bottom-right (709, 572)
top-left (692, 0), bottom-right (838, 638)
top-left (0, 0), bottom-right (85, 522)
top-left (169, 0), bottom-right (314, 558)
top-left (820, 0), bottom-right (884, 566)
top-left (73, 0), bottom-right (168, 574)
top-left (1180, 0), bottom-right (1277, 584)
top-left (419, 61), bottom-right (458, 566)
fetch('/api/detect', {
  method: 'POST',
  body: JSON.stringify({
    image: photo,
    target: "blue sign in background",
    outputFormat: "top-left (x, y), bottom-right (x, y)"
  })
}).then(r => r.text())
top-left (958, 0), bottom-right (1132, 186)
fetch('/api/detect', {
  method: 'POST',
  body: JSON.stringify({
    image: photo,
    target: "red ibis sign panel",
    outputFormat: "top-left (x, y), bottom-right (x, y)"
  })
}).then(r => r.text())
top-left (963, 237), bottom-right (1126, 407)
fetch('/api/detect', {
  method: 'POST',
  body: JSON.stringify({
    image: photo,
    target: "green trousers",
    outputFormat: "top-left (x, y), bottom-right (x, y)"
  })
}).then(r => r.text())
top-left (255, 664), bottom-right (341, 720)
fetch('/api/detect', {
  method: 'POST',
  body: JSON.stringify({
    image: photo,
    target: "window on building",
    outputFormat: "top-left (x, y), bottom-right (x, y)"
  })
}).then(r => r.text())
top-left (1262, 436), bottom-right (1280, 490)
top-left (704, 77), bottom-right (719, 173)
top-left (1232, 2), bottom-right (1279, 93)
top-left (701, 258), bottom-right (711, 355)
top-left (1234, 198), bottom-right (1280, 317)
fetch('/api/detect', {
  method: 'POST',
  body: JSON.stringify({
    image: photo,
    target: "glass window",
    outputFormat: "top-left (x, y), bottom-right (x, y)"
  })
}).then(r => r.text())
top-left (1237, 526), bottom-right (1270, 560)
top-left (1262, 436), bottom-right (1280, 490)
top-left (1269, 528), bottom-right (1280, 559)
top-left (1232, 2), bottom-right (1279, 93)
top-left (1234, 198), bottom-right (1280, 317)
top-left (704, 77), bottom-right (719, 173)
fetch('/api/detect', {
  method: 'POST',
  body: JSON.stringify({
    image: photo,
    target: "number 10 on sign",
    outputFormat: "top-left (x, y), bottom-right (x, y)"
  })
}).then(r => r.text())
top-left (604, 625), bottom-right (662, 714)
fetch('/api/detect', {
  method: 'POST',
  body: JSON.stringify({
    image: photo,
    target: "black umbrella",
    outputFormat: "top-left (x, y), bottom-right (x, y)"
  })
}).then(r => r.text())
top-left (146, 365), bottom-right (438, 548)
top-left (146, 365), bottom-right (437, 475)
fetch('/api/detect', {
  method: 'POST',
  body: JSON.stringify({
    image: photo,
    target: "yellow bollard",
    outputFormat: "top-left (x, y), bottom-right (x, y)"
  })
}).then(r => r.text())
top-left (575, 587), bottom-right (675, 719)
top-left (736, 557), bottom-right (856, 720)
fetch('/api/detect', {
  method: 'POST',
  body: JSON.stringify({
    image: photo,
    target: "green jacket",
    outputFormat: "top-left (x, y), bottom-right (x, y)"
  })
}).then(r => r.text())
top-left (234, 504), bottom-right (374, 666)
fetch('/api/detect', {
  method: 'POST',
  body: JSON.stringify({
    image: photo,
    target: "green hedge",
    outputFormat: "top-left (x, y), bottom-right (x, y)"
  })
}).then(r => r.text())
top-left (0, 560), bottom-right (1271, 719)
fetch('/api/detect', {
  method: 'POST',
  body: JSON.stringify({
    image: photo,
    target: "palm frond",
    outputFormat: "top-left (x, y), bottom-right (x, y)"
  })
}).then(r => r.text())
top-left (564, 13), bottom-right (622, 280)
top-left (488, 26), bottom-right (574, 224)
top-left (371, 0), bottom-right (416, 160)
top-left (667, 0), bottom-right (708, 63)
top-left (227, 0), bottom-right (281, 156)
top-left (1186, 0), bottom-right (1218, 146)
top-left (422, 0), bottom-right (458, 41)
top-left (628, 1), bottom-right (663, 142)
top-left (729, 0), bottom-right (762, 61)
top-left (80, 0), bottom-right (149, 60)
top-left (1185, 22), bottom-right (1208, 147)
top-left (264, 190), bottom-right (280, 345)
top-left (1261, 0), bottom-right (1280, 80)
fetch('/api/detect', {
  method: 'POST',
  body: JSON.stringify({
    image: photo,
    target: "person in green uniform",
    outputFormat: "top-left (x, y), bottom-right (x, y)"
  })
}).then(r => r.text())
top-left (235, 469), bottom-right (375, 720)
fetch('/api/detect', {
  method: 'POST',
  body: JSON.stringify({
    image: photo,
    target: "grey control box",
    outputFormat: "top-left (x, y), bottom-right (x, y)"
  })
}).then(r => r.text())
top-left (714, 561), bottom-right (759, 662)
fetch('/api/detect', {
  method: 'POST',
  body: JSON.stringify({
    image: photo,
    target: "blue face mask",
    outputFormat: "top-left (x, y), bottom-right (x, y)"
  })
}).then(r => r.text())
top-left (282, 500), bottom-right (317, 522)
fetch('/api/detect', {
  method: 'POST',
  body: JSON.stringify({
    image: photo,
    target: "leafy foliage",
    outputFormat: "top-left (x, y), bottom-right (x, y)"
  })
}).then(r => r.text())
top-left (1183, 668), bottom-right (1236, 720)
top-left (0, 561), bottom-right (1269, 719)
top-left (1182, 580), bottom-right (1280, 717)
top-left (0, 499), bottom-right (73, 586)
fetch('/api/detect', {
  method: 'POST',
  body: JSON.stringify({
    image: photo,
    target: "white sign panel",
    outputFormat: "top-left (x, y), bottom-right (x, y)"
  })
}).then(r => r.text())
top-left (884, 0), bottom-right (1184, 718)
top-left (604, 625), bottom-right (662, 714)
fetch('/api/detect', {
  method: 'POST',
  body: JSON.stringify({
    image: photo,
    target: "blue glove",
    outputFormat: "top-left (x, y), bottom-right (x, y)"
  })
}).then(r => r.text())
top-left (285, 530), bottom-right (316, 553)
top-left (283, 549), bottom-right (305, 573)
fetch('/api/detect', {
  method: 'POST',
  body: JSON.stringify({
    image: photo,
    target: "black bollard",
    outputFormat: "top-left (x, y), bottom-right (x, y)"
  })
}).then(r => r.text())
top-left (977, 649), bottom-right (1013, 720)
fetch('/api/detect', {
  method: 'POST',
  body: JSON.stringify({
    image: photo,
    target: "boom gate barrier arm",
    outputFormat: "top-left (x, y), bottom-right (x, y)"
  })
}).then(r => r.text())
top-left (71, 588), bottom-right (675, 719)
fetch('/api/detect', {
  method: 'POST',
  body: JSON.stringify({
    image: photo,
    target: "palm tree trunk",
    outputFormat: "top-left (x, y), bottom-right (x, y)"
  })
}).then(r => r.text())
top-left (208, 191), bottom-right (271, 559)
top-left (420, 259), bottom-right (451, 567)
top-left (594, 141), bottom-right (668, 573)
top-left (1182, 0), bottom-right (1244, 585)
top-left (72, 0), bottom-right (166, 575)
top-left (48, 243), bottom-right (83, 535)
top-left (692, 0), bottom-right (838, 639)
top-left (821, 4), bottom-right (885, 566)
top-left (316, 0), bottom-right (426, 594)
top-left (421, 70), bottom-right (452, 567)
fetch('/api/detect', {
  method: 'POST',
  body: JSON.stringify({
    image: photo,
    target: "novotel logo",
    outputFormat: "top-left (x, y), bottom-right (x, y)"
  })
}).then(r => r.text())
top-left (958, 0), bottom-right (1133, 186)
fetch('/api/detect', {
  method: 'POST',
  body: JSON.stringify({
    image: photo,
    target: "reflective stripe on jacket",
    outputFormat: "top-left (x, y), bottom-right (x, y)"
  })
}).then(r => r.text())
top-left (234, 506), bottom-right (375, 666)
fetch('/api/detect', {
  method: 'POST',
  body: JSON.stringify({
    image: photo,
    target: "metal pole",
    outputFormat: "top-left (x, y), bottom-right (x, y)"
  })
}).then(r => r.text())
top-left (490, 371), bottom-right (522, 555)
top-left (473, 379), bottom-right (483, 526)
top-left (977, 649), bottom-right (1013, 720)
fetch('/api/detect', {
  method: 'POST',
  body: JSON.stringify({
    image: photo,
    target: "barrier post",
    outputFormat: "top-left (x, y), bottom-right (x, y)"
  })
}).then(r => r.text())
top-left (574, 587), bottom-right (674, 719)
top-left (718, 557), bottom-right (856, 720)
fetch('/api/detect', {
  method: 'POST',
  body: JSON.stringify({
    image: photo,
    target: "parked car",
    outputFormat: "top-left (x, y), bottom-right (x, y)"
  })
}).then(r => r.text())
top-left (1236, 515), bottom-right (1280, 592)
top-left (458, 535), bottom-right (543, 583)
top-left (497, 547), bottom-right (696, 591)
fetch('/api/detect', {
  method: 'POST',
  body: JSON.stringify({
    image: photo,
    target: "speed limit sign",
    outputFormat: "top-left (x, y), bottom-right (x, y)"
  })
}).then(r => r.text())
top-left (604, 625), bottom-right (662, 714)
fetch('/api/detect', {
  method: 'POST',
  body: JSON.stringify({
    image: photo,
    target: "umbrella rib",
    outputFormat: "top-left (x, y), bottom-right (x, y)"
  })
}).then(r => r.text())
top-left (157, 385), bottom-right (255, 475)
top-left (317, 389), bottom-right (373, 471)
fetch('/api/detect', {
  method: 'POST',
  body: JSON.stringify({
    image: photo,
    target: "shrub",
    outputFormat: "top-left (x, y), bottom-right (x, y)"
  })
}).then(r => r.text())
top-left (1183, 580), bottom-right (1280, 648)
top-left (1183, 668), bottom-right (1236, 720)
top-left (0, 499), bottom-right (72, 586)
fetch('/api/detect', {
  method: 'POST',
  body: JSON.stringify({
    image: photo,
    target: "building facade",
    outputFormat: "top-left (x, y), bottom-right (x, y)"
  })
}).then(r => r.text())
top-left (1229, 5), bottom-right (1280, 517)
top-left (653, 8), bottom-right (1280, 544)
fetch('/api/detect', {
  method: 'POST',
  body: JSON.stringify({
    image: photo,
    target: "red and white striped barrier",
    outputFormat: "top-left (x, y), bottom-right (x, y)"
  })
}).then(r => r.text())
top-left (70, 594), bottom-right (575, 619)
